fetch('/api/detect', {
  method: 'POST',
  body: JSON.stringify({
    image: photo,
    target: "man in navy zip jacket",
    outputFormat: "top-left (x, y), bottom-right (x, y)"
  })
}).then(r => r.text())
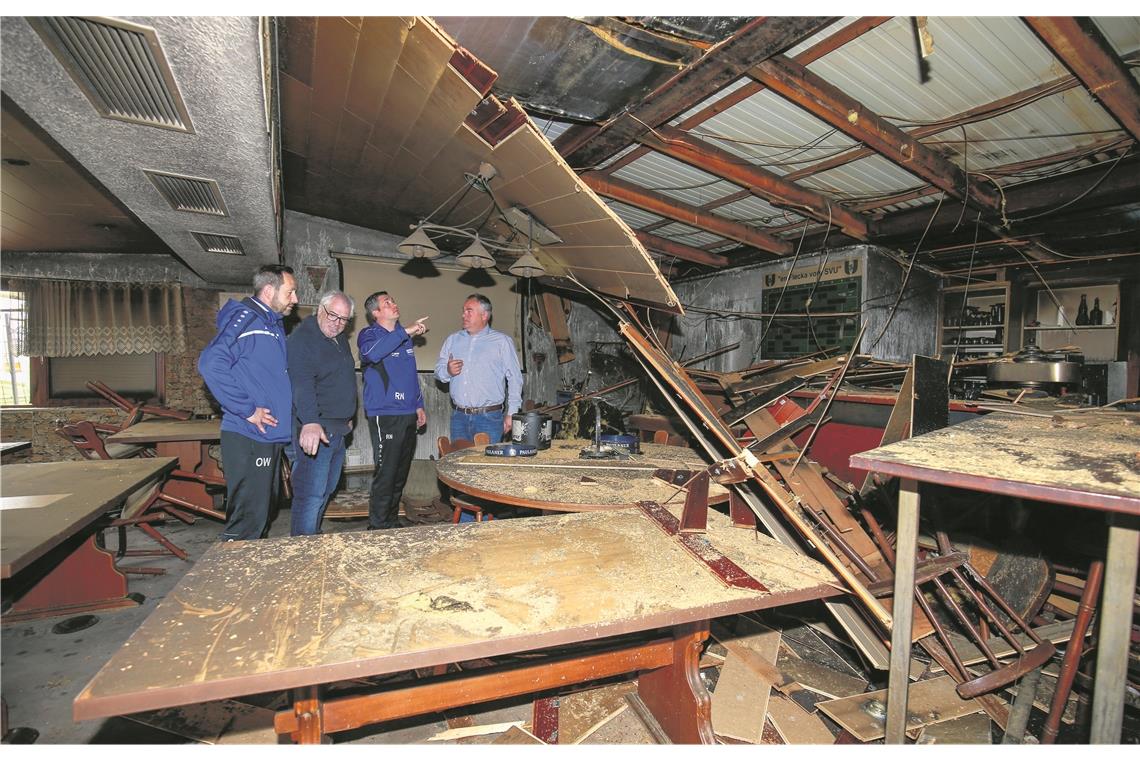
top-left (198, 264), bottom-right (298, 541)
top-left (357, 291), bottom-right (428, 530)
top-left (286, 290), bottom-right (357, 536)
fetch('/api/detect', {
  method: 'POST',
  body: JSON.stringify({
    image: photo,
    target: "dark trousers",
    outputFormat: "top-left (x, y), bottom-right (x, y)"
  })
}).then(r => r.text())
top-left (219, 430), bottom-right (282, 541)
top-left (367, 413), bottom-right (417, 529)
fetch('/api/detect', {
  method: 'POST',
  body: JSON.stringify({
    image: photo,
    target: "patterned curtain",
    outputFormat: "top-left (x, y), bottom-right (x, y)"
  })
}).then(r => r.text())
top-left (14, 279), bottom-right (187, 357)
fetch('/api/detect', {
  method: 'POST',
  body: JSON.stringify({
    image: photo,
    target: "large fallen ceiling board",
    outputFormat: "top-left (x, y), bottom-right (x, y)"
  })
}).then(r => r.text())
top-left (317, 18), bottom-right (680, 310)
top-left (1, 17), bottom-right (279, 285)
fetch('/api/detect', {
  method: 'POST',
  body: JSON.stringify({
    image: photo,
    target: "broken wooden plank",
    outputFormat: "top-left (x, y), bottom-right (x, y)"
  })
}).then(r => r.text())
top-left (816, 676), bottom-right (984, 742)
top-left (711, 626), bottom-right (782, 743)
top-left (428, 721), bottom-right (524, 741)
top-left (915, 712), bottom-right (993, 744)
top-left (774, 654), bottom-right (868, 700)
top-left (557, 680), bottom-right (637, 744)
top-left (491, 725), bottom-right (545, 744)
top-left (767, 693), bottom-right (836, 744)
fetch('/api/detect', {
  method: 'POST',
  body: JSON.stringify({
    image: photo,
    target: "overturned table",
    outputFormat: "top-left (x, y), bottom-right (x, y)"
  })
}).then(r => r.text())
top-left (75, 504), bottom-right (838, 743)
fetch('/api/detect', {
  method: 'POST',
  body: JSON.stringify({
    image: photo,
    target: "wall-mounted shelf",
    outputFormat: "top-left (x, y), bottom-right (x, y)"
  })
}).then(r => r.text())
top-left (939, 282), bottom-right (1009, 360)
top-left (1024, 284), bottom-right (1119, 361)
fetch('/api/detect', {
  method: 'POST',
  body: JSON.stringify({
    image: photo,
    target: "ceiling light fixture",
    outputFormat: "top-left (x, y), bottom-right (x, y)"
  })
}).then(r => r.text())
top-left (398, 162), bottom-right (555, 277)
top-left (455, 237), bottom-right (495, 269)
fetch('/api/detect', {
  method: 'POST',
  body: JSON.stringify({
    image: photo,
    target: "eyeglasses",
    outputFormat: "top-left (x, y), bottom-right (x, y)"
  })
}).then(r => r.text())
top-left (322, 307), bottom-right (350, 324)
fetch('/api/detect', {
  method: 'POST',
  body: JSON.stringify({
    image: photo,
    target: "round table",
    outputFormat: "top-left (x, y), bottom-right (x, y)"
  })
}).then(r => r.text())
top-left (435, 438), bottom-right (728, 512)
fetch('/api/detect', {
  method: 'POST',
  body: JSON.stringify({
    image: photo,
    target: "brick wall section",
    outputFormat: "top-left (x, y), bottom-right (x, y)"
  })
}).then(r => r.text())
top-left (1, 286), bottom-right (224, 462)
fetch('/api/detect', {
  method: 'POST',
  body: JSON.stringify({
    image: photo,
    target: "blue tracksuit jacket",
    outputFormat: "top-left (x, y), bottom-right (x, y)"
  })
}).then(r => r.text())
top-left (357, 322), bottom-right (424, 417)
top-left (197, 297), bottom-right (292, 443)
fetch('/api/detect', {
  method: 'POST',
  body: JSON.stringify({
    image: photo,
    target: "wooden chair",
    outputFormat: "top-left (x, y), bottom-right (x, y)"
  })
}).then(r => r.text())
top-left (55, 421), bottom-right (208, 569)
top-left (437, 433), bottom-right (493, 523)
top-left (85, 379), bottom-right (192, 428)
top-left (55, 420), bottom-right (150, 460)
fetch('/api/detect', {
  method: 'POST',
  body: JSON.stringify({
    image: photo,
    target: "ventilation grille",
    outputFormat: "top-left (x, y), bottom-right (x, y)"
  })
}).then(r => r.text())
top-left (31, 16), bottom-right (193, 133)
top-left (191, 232), bottom-right (245, 256)
top-left (145, 171), bottom-right (227, 216)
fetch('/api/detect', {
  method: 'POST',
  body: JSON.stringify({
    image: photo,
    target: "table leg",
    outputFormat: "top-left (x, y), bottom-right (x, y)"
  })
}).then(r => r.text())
top-left (886, 477), bottom-right (920, 744)
top-left (637, 621), bottom-right (713, 744)
top-left (157, 440), bottom-right (224, 521)
top-left (289, 686), bottom-right (324, 744)
top-left (1090, 513), bottom-right (1139, 743)
top-left (3, 536), bottom-right (138, 622)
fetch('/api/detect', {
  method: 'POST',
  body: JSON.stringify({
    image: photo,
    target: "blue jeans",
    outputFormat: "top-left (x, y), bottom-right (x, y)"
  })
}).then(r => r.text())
top-left (289, 430), bottom-right (346, 536)
top-left (450, 410), bottom-right (505, 444)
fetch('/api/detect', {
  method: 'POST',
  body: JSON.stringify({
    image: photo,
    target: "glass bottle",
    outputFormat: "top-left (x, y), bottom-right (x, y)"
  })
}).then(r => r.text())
top-left (1075, 294), bottom-right (1089, 326)
top-left (1089, 297), bottom-right (1103, 326)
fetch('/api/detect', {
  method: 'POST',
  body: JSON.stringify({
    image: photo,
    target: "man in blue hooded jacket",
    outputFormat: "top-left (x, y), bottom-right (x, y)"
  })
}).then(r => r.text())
top-left (198, 264), bottom-right (298, 541)
top-left (358, 291), bottom-right (428, 530)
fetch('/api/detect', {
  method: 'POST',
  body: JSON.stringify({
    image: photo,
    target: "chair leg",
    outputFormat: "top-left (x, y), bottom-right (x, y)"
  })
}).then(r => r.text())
top-left (136, 522), bottom-right (190, 561)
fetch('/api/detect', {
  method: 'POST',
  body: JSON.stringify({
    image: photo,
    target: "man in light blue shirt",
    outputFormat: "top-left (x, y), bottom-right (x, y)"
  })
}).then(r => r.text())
top-left (435, 294), bottom-right (522, 443)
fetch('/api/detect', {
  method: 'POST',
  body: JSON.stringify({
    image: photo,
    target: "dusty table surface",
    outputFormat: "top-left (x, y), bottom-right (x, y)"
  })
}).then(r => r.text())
top-left (74, 504), bottom-right (838, 721)
top-left (0, 440), bottom-right (31, 455)
top-left (850, 412), bottom-right (1140, 515)
top-left (436, 439), bottom-right (729, 510)
top-left (107, 419), bottom-right (221, 444)
top-left (1, 457), bottom-right (178, 577)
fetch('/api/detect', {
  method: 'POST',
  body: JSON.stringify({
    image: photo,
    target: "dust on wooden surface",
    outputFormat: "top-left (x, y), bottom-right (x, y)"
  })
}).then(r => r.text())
top-left (854, 413), bottom-right (1140, 500)
top-left (78, 506), bottom-right (836, 712)
top-left (437, 439), bottom-right (728, 507)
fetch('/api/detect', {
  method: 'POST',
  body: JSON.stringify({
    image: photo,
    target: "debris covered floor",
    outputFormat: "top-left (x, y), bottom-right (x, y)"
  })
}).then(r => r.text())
top-left (3, 493), bottom-right (1133, 746)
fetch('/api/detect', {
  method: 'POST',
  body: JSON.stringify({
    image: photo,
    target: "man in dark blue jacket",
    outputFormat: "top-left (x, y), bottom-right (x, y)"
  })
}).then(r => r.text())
top-left (358, 291), bottom-right (428, 530)
top-left (287, 289), bottom-right (357, 536)
top-left (198, 264), bottom-right (298, 541)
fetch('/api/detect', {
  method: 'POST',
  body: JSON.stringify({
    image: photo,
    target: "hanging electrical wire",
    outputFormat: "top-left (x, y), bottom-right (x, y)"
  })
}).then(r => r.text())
top-left (867, 193), bottom-right (946, 354)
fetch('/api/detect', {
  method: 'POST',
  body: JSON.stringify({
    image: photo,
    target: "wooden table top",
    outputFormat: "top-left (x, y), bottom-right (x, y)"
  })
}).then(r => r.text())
top-left (74, 505), bottom-right (838, 721)
top-left (435, 439), bottom-right (729, 511)
top-left (850, 412), bottom-right (1140, 516)
top-left (106, 418), bottom-right (221, 444)
top-left (1, 457), bottom-right (178, 578)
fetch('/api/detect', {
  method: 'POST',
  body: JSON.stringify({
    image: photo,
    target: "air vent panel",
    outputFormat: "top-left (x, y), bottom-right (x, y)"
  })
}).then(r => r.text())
top-left (145, 170), bottom-right (228, 216)
top-left (31, 16), bottom-right (193, 133)
top-left (191, 231), bottom-right (245, 256)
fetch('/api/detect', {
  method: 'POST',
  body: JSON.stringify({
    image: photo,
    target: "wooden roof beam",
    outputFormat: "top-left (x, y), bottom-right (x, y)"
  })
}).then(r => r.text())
top-left (599, 17), bottom-right (890, 177)
top-left (640, 124), bottom-right (870, 239)
top-left (1024, 17), bottom-right (1140, 143)
top-left (555, 17), bottom-right (837, 169)
top-left (751, 54), bottom-right (1003, 214)
top-left (582, 173), bottom-right (793, 255)
top-left (634, 230), bottom-right (732, 268)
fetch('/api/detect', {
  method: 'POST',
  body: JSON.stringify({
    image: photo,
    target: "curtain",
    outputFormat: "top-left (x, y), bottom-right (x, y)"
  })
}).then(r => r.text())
top-left (14, 279), bottom-right (187, 357)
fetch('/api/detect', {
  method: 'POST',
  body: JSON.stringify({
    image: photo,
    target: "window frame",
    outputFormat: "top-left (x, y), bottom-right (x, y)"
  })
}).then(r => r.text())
top-left (26, 353), bottom-right (168, 408)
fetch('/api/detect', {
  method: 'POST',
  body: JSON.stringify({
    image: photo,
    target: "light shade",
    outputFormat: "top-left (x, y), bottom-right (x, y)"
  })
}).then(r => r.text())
top-left (455, 237), bottom-right (495, 269)
top-left (508, 250), bottom-right (546, 278)
top-left (397, 226), bottom-right (440, 259)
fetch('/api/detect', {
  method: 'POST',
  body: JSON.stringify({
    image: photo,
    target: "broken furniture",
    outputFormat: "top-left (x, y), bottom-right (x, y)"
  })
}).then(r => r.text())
top-left (74, 505), bottom-right (840, 743)
top-left (1, 457), bottom-right (178, 621)
top-left (850, 411), bottom-right (1140, 744)
top-left (105, 419), bottom-right (226, 521)
top-left (55, 420), bottom-right (151, 461)
top-left (435, 438), bottom-right (730, 513)
top-left (84, 380), bottom-right (192, 426)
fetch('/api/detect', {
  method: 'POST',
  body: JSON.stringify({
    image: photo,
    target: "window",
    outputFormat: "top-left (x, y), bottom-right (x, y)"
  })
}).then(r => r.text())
top-left (0, 290), bottom-right (30, 404)
top-left (0, 285), bottom-right (165, 408)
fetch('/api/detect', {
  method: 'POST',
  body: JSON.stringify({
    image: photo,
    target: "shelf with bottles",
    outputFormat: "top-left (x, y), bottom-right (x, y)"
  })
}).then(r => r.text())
top-left (1024, 283), bottom-right (1119, 361)
top-left (938, 282), bottom-right (1009, 358)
